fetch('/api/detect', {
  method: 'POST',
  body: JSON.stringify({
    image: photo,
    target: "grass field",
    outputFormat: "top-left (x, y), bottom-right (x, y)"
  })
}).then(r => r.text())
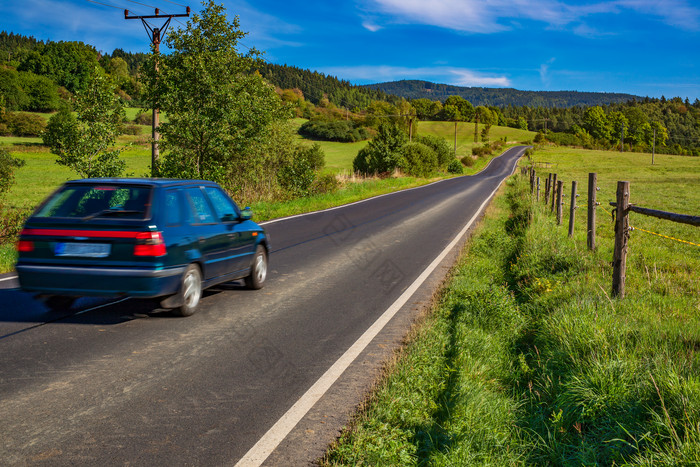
top-left (323, 148), bottom-right (700, 465)
top-left (0, 116), bottom-right (535, 272)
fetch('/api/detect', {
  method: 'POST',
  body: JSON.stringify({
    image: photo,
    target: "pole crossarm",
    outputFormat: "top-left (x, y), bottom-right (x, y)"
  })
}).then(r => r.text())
top-left (124, 7), bottom-right (190, 20)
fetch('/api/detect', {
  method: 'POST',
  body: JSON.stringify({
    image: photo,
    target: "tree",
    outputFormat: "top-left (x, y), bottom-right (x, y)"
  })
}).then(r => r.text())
top-left (608, 111), bottom-right (629, 145)
top-left (582, 106), bottom-right (610, 141)
top-left (142, 1), bottom-right (290, 186)
top-left (43, 67), bottom-right (126, 178)
top-left (443, 95), bottom-right (474, 121)
top-left (475, 106), bottom-right (495, 142)
top-left (353, 123), bottom-right (407, 174)
top-left (516, 116), bottom-right (528, 131)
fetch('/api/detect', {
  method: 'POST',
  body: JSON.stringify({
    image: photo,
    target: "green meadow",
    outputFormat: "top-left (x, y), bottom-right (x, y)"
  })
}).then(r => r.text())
top-left (323, 147), bottom-right (700, 465)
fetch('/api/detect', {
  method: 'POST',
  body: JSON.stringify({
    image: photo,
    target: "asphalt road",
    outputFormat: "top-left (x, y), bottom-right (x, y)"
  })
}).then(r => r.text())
top-left (0, 146), bottom-right (525, 465)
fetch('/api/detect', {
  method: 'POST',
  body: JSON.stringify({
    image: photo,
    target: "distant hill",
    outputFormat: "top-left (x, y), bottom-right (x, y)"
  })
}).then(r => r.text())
top-left (363, 80), bottom-right (642, 108)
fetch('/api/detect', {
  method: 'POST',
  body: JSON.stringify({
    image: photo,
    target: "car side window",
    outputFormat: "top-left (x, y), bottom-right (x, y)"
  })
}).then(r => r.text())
top-left (204, 186), bottom-right (239, 222)
top-left (164, 189), bottom-right (184, 226)
top-left (185, 187), bottom-right (216, 224)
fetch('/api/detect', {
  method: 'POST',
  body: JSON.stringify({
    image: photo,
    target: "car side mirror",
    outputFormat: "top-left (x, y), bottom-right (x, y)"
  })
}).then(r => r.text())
top-left (221, 213), bottom-right (237, 222)
top-left (240, 207), bottom-right (253, 221)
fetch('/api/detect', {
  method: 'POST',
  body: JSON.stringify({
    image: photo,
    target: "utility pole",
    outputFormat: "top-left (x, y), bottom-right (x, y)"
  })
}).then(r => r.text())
top-left (652, 128), bottom-right (656, 165)
top-left (125, 7), bottom-right (190, 176)
top-left (620, 122), bottom-right (625, 153)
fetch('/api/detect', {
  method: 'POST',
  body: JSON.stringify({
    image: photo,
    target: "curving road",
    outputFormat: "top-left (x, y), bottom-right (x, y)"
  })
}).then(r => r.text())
top-left (0, 146), bottom-right (525, 465)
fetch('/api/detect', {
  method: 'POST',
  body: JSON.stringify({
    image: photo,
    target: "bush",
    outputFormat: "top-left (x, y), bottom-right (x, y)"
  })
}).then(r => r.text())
top-left (121, 124), bottom-right (142, 135)
top-left (472, 145), bottom-right (493, 157)
top-left (0, 204), bottom-right (33, 240)
top-left (447, 159), bottom-right (463, 174)
top-left (400, 142), bottom-right (438, 177)
top-left (133, 111), bottom-right (152, 125)
top-left (278, 144), bottom-right (327, 197)
top-left (0, 147), bottom-right (25, 195)
top-left (414, 134), bottom-right (453, 167)
top-left (310, 173), bottom-right (340, 195)
top-left (461, 155), bottom-right (475, 167)
top-left (299, 119), bottom-right (371, 142)
top-left (2, 112), bottom-right (47, 136)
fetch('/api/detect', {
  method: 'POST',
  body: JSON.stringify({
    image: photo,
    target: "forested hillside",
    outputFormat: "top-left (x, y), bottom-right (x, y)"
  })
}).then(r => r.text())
top-left (364, 80), bottom-right (641, 108)
top-left (1, 30), bottom-right (698, 156)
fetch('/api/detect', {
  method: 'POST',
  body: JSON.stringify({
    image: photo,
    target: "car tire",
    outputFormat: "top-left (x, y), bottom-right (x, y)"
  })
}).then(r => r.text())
top-left (44, 295), bottom-right (76, 312)
top-left (244, 245), bottom-right (267, 290)
top-left (172, 264), bottom-right (202, 317)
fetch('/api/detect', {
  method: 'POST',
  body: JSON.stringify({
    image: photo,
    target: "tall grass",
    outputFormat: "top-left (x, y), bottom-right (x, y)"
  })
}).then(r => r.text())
top-left (323, 169), bottom-right (699, 465)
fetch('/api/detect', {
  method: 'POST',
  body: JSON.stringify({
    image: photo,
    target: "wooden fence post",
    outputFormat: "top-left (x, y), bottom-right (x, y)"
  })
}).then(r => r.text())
top-left (568, 180), bottom-right (577, 237)
top-left (587, 173), bottom-right (597, 250)
top-left (545, 174), bottom-right (551, 205)
top-left (536, 177), bottom-right (540, 201)
top-left (612, 181), bottom-right (630, 298)
top-left (550, 173), bottom-right (558, 213)
top-left (530, 169), bottom-right (536, 194)
top-left (556, 180), bottom-right (564, 224)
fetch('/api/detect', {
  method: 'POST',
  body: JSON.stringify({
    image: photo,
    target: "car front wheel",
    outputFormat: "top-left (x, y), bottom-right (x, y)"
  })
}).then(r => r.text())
top-left (172, 264), bottom-right (202, 317)
top-left (244, 245), bottom-right (267, 290)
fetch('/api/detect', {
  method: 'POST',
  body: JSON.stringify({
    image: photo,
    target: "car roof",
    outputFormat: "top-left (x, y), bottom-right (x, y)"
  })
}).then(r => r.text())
top-left (65, 178), bottom-right (220, 188)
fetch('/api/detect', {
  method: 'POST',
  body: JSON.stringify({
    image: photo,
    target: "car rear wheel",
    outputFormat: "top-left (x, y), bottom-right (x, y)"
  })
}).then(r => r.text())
top-left (172, 264), bottom-right (202, 317)
top-left (244, 245), bottom-right (267, 290)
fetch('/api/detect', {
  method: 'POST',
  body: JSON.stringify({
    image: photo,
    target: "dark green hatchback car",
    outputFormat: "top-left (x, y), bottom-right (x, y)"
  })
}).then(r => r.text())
top-left (16, 178), bottom-right (269, 316)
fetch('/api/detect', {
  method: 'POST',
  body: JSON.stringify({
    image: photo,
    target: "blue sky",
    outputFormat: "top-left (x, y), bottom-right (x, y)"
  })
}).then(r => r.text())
top-left (3, 0), bottom-right (700, 100)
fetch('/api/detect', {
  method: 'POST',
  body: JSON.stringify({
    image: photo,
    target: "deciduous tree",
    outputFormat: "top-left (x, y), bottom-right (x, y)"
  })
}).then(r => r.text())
top-left (142, 1), bottom-right (290, 187)
top-left (43, 67), bottom-right (126, 178)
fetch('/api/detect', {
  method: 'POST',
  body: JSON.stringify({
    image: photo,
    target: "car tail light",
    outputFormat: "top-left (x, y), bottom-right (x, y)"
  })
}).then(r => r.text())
top-left (17, 239), bottom-right (34, 252)
top-left (134, 231), bottom-right (166, 257)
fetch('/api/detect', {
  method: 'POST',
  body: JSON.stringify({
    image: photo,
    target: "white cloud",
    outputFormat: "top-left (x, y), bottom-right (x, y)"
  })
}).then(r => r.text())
top-left (362, 0), bottom-right (700, 33)
top-left (615, 0), bottom-right (700, 30)
top-left (362, 21), bottom-right (382, 32)
top-left (319, 65), bottom-right (511, 87)
top-left (539, 58), bottom-right (556, 87)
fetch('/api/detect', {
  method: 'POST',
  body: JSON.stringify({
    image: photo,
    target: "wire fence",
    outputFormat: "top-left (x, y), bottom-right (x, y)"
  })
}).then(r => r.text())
top-left (523, 165), bottom-right (699, 298)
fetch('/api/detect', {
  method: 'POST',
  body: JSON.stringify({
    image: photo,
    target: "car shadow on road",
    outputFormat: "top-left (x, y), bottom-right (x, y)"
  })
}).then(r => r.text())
top-left (0, 281), bottom-right (247, 330)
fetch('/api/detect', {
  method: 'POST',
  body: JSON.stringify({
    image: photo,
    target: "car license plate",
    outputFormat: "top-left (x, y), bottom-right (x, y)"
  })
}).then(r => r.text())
top-left (55, 242), bottom-right (111, 258)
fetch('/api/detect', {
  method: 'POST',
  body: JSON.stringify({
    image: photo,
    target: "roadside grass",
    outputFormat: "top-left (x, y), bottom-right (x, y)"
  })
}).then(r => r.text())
top-left (323, 150), bottom-right (699, 465)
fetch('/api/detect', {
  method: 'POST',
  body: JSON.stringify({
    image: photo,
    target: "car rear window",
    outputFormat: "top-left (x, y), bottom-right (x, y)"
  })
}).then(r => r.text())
top-left (35, 185), bottom-right (152, 220)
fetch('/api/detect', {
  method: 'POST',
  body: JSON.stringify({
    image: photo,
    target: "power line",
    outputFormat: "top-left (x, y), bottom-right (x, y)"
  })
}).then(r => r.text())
top-left (84, 0), bottom-right (125, 10)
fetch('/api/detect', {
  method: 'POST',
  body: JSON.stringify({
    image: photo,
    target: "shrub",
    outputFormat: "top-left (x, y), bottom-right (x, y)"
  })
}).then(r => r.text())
top-left (2, 112), bottom-right (47, 136)
top-left (461, 155), bottom-right (475, 167)
top-left (133, 111), bottom-right (152, 125)
top-left (447, 159), bottom-right (463, 174)
top-left (0, 147), bottom-right (25, 195)
top-left (0, 204), bottom-right (33, 240)
top-left (121, 124), bottom-right (142, 135)
top-left (472, 145), bottom-right (493, 157)
top-left (278, 144), bottom-right (327, 197)
top-left (310, 173), bottom-right (340, 195)
top-left (401, 142), bottom-right (438, 177)
top-left (414, 134), bottom-right (453, 167)
top-left (299, 119), bottom-right (371, 142)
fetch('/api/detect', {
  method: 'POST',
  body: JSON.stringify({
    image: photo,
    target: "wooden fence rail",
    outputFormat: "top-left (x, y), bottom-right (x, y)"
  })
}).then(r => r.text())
top-left (524, 167), bottom-right (698, 299)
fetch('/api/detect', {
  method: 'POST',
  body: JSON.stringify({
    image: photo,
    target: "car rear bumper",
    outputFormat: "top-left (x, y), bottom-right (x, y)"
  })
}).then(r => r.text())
top-left (16, 264), bottom-right (185, 298)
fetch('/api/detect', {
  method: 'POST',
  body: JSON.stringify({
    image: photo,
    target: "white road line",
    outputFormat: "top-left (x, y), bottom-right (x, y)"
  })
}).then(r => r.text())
top-left (0, 275), bottom-right (18, 282)
top-left (235, 149), bottom-right (523, 466)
